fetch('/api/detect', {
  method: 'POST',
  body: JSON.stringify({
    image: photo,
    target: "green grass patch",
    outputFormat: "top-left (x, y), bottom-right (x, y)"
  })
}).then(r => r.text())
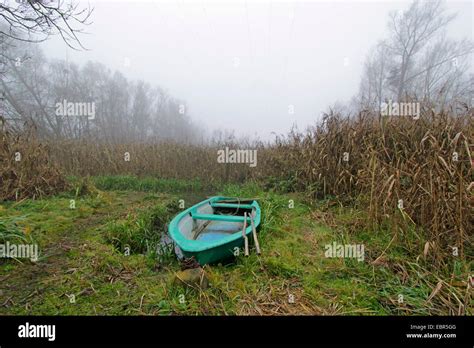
top-left (0, 180), bottom-right (470, 315)
top-left (104, 200), bottom-right (178, 256)
top-left (91, 175), bottom-right (216, 193)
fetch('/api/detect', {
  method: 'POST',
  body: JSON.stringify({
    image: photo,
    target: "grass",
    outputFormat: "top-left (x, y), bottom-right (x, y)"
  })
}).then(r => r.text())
top-left (104, 200), bottom-right (179, 255)
top-left (0, 176), bottom-right (470, 315)
top-left (0, 214), bottom-right (34, 245)
top-left (89, 175), bottom-right (217, 193)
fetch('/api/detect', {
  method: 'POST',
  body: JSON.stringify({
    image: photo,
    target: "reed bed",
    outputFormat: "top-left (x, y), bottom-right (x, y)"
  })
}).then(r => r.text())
top-left (49, 140), bottom-right (251, 182)
top-left (265, 109), bottom-right (473, 266)
top-left (1, 109), bottom-right (472, 268)
top-left (0, 126), bottom-right (68, 201)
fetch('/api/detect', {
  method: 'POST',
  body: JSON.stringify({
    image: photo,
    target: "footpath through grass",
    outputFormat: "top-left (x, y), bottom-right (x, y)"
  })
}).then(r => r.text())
top-left (0, 176), bottom-right (470, 315)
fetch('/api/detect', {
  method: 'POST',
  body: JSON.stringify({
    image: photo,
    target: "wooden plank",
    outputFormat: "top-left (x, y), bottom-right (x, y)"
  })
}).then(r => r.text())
top-left (249, 212), bottom-right (261, 255)
top-left (216, 198), bottom-right (257, 204)
top-left (191, 213), bottom-right (249, 223)
top-left (242, 212), bottom-right (249, 257)
top-left (211, 203), bottom-right (253, 209)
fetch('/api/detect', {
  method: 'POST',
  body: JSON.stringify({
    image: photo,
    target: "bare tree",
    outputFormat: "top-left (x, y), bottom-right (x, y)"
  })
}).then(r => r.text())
top-left (411, 37), bottom-right (473, 107)
top-left (0, 0), bottom-right (92, 79)
top-left (357, 0), bottom-right (473, 113)
top-left (386, 0), bottom-right (455, 101)
top-left (358, 40), bottom-right (392, 111)
top-left (0, 0), bottom-right (92, 49)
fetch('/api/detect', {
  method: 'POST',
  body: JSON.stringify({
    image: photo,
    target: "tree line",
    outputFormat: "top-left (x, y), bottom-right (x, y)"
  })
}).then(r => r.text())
top-left (1, 37), bottom-right (202, 142)
top-left (354, 0), bottom-right (473, 114)
top-left (1, 0), bottom-right (472, 143)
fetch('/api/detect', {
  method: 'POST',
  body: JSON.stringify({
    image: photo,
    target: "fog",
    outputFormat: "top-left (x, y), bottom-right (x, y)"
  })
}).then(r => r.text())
top-left (41, 0), bottom-right (473, 139)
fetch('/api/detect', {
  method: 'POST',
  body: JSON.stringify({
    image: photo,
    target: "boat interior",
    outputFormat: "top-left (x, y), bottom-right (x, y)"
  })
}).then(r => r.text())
top-left (178, 199), bottom-right (256, 242)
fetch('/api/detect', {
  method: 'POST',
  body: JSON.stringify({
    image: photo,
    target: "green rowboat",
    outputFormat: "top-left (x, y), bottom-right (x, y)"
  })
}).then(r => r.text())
top-left (168, 196), bottom-right (261, 265)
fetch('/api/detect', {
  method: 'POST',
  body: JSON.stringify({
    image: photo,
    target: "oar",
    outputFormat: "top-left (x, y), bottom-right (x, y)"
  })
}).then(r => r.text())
top-left (242, 212), bottom-right (249, 257)
top-left (249, 211), bottom-right (261, 255)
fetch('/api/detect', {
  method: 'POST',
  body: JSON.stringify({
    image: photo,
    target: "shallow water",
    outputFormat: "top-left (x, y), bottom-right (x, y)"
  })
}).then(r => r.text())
top-left (196, 232), bottom-right (230, 242)
top-left (195, 220), bottom-right (242, 241)
top-left (200, 220), bottom-right (243, 234)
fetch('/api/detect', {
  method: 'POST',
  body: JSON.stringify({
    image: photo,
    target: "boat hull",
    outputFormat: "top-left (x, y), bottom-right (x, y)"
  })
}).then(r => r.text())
top-left (168, 196), bottom-right (261, 265)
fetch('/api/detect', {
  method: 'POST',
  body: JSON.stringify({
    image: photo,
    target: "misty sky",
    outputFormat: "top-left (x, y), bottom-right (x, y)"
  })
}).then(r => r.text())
top-left (42, 0), bottom-right (473, 140)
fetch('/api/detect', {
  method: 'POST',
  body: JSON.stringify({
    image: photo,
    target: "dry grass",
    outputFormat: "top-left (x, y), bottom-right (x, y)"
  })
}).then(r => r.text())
top-left (49, 139), bottom-right (260, 183)
top-left (2, 109), bottom-right (472, 268)
top-left (265, 109), bottom-right (473, 266)
top-left (0, 126), bottom-right (68, 201)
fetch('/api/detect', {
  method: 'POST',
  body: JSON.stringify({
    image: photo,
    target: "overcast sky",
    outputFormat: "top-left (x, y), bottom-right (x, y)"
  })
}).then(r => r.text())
top-left (42, 0), bottom-right (473, 139)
